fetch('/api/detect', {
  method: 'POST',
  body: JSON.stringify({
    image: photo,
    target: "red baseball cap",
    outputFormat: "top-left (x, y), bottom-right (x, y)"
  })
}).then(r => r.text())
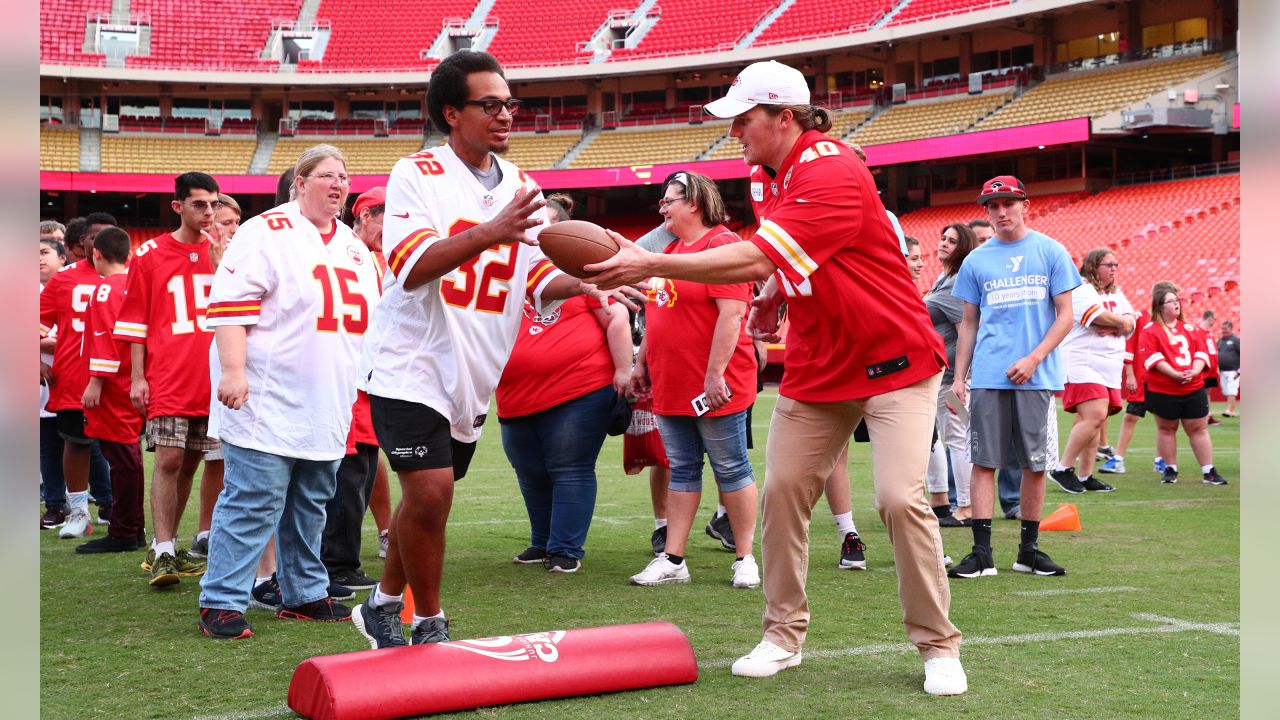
top-left (351, 186), bottom-right (386, 219)
top-left (976, 175), bottom-right (1028, 205)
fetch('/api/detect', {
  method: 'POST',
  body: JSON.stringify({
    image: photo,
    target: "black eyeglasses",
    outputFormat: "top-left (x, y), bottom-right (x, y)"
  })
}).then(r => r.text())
top-left (462, 98), bottom-right (521, 116)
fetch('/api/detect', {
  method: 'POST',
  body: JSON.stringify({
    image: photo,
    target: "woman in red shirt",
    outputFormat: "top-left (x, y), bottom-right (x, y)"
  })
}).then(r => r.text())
top-left (627, 172), bottom-right (760, 590)
top-left (495, 194), bottom-right (634, 573)
top-left (1136, 281), bottom-right (1227, 485)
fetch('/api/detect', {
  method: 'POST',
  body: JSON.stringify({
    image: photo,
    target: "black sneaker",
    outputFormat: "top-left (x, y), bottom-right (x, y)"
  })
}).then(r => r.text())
top-left (1012, 545), bottom-right (1066, 576)
top-left (351, 594), bottom-right (407, 649)
top-left (937, 515), bottom-right (968, 528)
top-left (705, 513), bottom-right (736, 551)
top-left (40, 507), bottom-right (66, 529)
top-left (513, 546), bottom-right (549, 564)
top-left (96, 503), bottom-right (112, 525)
top-left (1207, 415), bottom-right (1222, 426)
top-left (947, 546), bottom-right (996, 578)
top-left (543, 556), bottom-right (581, 573)
top-left (1161, 467), bottom-right (1179, 484)
top-left (1202, 467), bottom-right (1228, 485)
top-left (1081, 475), bottom-right (1115, 492)
top-left (189, 534), bottom-right (209, 558)
top-left (838, 531), bottom-right (867, 570)
top-left (328, 581), bottom-right (355, 602)
top-left (277, 597), bottom-right (352, 622)
top-left (198, 608), bottom-right (254, 640)
top-left (411, 616), bottom-right (450, 645)
top-left (75, 534), bottom-right (140, 554)
top-left (330, 568), bottom-right (378, 590)
top-left (249, 575), bottom-right (282, 611)
top-left (650, 526), bottom-right (667, 556)
top-left (1049, 467), bottom-right (1086, 494)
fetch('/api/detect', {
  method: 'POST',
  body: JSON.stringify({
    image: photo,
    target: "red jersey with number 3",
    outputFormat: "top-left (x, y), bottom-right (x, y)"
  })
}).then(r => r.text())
top-left (39, 259), bottom-right (104, 412)
top-left (1137, 320), bottom-right (1210, 395)
top-left (113, 232), bottom-right (215, 417)
top-left (747, 130), bottom-right (945, 401)
top-left (84, 273), bottom-right (145, 443)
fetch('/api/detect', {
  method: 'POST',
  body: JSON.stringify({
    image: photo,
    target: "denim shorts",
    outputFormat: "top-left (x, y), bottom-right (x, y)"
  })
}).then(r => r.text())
top-left (655, 410), bottom-right (755, 494)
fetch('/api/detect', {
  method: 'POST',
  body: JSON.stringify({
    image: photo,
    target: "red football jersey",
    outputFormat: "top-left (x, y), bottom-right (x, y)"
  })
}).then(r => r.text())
top-left (39, 259), bottom-right (104, 412)
top-left (496, 295), bottom-right (616, 419)
top-left (644, 226), bottom-right (757, 417)
top-left (748, 131), bottom-right (945, 401)
top-left (1137, 319), bottom-right (1211, 395)
top-left (112, 232), bottom-right (215, 417)
top-left (84, 274), bottom-right (145, 444)
top-left (1123, 309), bottom-right (1146, 402)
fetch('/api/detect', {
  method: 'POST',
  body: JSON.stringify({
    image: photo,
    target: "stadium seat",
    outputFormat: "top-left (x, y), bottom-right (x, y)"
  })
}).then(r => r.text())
top-left (99, 135), bottom-right (257, 173)
top-left (851, 92), bottom-right (1011, 146)
top-left (268, 137), bottom-right (426, 175)
top-left (753, 0), bottom-right (893, 46)
top-left (40, 128), bottom-right (81, 171)
top-left (569, 123), bottom-right (731, 168)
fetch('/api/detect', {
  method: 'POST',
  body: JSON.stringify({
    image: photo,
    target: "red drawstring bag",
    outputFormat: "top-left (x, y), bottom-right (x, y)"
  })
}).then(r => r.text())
top-left (623, 397), bottom-right (668, 474)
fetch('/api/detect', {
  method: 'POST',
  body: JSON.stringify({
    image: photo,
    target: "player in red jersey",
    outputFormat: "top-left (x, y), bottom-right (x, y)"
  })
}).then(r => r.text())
top-left (1101, 308), bottom-right (1149, 475)
top-left (114, 172), bottom-right (221, 587)
top-left (39, 212), bottom-right (119, 539)
top-left (1137, 281), bottom-right (1227, 485)
top-left (585, 60), bottom-right (964, 696)
top-left (77, 227), bottom-right (147, 554)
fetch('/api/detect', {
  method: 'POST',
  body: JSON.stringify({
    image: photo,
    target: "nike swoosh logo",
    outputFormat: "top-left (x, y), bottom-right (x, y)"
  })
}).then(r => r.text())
top-left (393, 212), bottom-right (409, 219)
top-left (93, 331), bottom-right (106, 336)
top-left (227, 268), bottom-right (236, 274)
top-left (795, 198), bottom-right (811, 203)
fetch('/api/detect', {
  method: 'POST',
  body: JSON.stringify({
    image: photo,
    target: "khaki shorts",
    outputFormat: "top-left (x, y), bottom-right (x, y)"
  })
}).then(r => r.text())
top-left (145, 415), bottom-right (220, 452)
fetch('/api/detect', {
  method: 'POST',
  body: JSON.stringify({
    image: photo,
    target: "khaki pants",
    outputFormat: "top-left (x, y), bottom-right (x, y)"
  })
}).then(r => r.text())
top-left (760, 372), bottom-right (961, 659)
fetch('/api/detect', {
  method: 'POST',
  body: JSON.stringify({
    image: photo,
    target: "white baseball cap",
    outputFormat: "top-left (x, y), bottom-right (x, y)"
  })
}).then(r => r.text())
top-left (705, 61), bottom-right (811, 118)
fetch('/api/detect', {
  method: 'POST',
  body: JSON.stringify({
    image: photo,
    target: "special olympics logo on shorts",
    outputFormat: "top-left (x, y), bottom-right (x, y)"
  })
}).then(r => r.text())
top-left (442, 631), bottom-right (567, 663)
top-left (414, 445), bottom-right (428, 458)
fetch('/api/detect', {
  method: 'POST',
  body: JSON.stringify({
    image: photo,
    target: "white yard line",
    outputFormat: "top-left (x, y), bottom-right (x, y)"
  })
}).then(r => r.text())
top-left (1012, 585), bottom-right (1141, 597)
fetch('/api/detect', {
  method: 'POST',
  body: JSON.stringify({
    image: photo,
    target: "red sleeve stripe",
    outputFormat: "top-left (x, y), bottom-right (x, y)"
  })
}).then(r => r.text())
top-left (207, 302), bottom-right (262, 320)
top-left (1080, 305), bottom-right (1102, 326)
top-left (525, 260), bottom-right (558, 291)
top-left (388, 229), bottom-right (438, 278)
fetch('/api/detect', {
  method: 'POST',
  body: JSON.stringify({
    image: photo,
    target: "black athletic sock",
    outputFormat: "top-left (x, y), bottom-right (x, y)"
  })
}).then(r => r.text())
top-left (971, 520), bottom-right (993, 551)
top-left (665, 554), bottom-right (685, 565)
top-left (932, 504), bottom-right (953, 519)
top-left (1020, 520), bottom-right (1040, 549)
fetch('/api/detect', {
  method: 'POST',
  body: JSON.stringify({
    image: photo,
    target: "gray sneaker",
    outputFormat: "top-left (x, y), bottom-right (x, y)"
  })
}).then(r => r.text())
top-left (351, 595), bottom-right (407, 649)
top-left (650, 526), bottom-right (667, 556)
top-left (411, 616), bottom-right (450, 645)
top-left (189, 534), bottom-right (209, 558)
top-left (705, 512), bottom-right (735, 551)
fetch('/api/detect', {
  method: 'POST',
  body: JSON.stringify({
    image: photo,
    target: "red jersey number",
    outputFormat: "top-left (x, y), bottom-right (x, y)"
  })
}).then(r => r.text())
top-left (440, 219), bottom-right (520, 314)
top-left (312, 265), bottom-right (369, 335)
top-left (263, 212), bottom-right (294, 232)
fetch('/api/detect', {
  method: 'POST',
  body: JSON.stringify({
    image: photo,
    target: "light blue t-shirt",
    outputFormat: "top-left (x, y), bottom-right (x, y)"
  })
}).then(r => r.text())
top-left (952, 230), bottom-right (1082, 390)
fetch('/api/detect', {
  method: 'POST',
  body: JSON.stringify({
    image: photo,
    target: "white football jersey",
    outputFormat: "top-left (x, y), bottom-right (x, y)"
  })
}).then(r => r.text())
top-left (360, 144), bottom-right (564, 443)
top-left (1061, 284), bottom-right (1135, 387)
top-left (206, 201), bottom-right (380, 460)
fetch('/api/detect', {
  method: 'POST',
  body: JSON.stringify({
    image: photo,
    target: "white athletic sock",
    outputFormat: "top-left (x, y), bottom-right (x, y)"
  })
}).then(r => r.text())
top-left (715, 505), bottom-right (727, 518)
top-left (1201, 464), bottom-right (1214, 474)
top-left (654, 518), bottom-right (667, 530)
top-left (412, 610), bottom-right (445, 629)
top-left (154, 540), bottom-right (175, 557)
top-left (833, 511), bottom-right (856, 537)
top-left (66, 490), bottom-right (90, 514)
top-left (1167, 464), bottom-right (1178, 472)
top-left (1114, 454), bottom-right (1124, 461)
top-left (254, 576), bottom-right (273, 587)
top-left (1052, 462), bottom-right (1070, 473)
top-left (372, 584), bottom-right (403, 608)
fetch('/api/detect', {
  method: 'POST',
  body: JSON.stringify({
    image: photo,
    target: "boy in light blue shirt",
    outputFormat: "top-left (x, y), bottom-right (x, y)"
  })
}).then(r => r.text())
top-left (948, 176), bottom-right (1081, 579)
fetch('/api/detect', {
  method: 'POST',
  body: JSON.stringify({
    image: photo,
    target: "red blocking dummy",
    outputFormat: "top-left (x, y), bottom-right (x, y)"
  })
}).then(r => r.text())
top-left (288, 621), bottom-right (698, 720)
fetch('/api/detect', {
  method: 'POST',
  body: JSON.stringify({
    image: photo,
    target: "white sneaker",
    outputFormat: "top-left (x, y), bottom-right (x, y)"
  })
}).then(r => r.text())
top-left (378, 530), bottom-right (389, 559)
top-left (58, 509), bottom-right (93, 539)
top-left (731, 555), bottom-right (760, 589)
top-left (923, 656), bottom-right (968, 696)
top-left (629, 553), bottom-right (690, 586)
top-left (731, 639), bottom-right (802, 677)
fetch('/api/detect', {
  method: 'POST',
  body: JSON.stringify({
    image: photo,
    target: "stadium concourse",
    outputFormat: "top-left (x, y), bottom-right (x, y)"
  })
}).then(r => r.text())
top-left (38, 0), bottom-right (1240, 716)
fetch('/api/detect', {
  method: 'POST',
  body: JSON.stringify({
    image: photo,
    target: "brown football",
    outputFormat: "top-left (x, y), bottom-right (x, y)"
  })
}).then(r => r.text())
top-left (537, 220), bottom-right (620, 278)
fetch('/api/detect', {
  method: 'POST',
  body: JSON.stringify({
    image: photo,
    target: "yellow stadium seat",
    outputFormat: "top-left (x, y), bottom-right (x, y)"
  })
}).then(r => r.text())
top-left (268, 137), bottom-right (426, 176)
top-left (569, 123), bottom-right (732, 169)
top-left (99, 135), bottom-right (257, 174)
top-left (40, 128), bottom-right (80, 171)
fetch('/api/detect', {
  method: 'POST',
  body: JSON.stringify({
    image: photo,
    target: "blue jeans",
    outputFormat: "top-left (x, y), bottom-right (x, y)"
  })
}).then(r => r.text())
top-left (500, 385), bottom-right (612, 560)
top-left (998, 465), bottom-right (1022, 513)
top-left (40, 417), bottom-right (112, 509)
top-left (655, 410), bottom-right (755, 493)
top-left (199, 443), bottom-right (340, 612)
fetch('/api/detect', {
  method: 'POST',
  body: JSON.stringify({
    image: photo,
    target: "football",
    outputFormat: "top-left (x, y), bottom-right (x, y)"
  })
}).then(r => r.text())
top-left (537, 220), bottom-right (620, 278)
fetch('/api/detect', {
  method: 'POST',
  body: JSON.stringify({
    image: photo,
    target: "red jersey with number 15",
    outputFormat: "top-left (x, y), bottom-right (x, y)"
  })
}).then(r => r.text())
top-left (1137, 320), bottom-right (1211, 396)
top-left (84, 273), bottom-right (145, 444)
top-left (38, 259), bottom-right (103, 412)
top-left (113, 232), bottom-right (215, 417)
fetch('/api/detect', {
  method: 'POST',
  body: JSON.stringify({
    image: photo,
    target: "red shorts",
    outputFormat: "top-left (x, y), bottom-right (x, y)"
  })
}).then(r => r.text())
top-left (1062, 383), bottom-right (1122, 415)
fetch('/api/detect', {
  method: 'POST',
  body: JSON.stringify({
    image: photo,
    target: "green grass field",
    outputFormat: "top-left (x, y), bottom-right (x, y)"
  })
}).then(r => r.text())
top-left (40, 389), bottom-right (1240, 719)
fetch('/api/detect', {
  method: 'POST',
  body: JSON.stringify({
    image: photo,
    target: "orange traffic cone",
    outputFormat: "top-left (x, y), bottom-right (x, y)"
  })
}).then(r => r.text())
top-left (400, 586), bottom-right (415, 624)
top-left (1040, 503), bottom-right (1082, 531)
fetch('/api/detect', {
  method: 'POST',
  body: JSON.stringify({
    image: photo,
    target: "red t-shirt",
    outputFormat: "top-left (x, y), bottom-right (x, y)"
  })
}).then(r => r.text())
top-left (496, 295), bottom-right (615, 419)
top-left (113, 232), bottom-right (215, 417)
top-left (39, 259), bottom-right (103, 412)
top-left (748, 131), bottom-right (945, 401)
top-left (645, 226), bottom-right (757, 417)
top-left (1137, 319), bottom-right (1211, 396)
top-left (1123, 309), bottom-right (1146, 402)
top-left (83, 273), bottom-right (145, 444)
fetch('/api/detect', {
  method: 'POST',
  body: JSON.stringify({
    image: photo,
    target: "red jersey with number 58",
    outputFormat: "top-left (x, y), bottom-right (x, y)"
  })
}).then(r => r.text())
top-left (113, 232), bottom-right (215, 417)
top-left (84, 273), bottom-right (145, 443)
top-left (38, 259), bottom-right (103, 412)
top-left (1137, 320), bottom-right (1210, 395)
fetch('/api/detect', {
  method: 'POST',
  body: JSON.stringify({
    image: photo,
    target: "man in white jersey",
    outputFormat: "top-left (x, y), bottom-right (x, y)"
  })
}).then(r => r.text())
top-left (352, 51), bottom-right (640, 648)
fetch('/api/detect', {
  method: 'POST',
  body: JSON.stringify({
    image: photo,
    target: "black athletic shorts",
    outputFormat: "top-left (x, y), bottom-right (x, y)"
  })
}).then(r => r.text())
top-left (1124, 401), bottom-right (1147, 418)
top-left (55, 409), bottom-right (92, 445)
top-left (1144, 388), bottom-right (1210, 421)
top-left (368, 394), bottom-right (477, 479)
